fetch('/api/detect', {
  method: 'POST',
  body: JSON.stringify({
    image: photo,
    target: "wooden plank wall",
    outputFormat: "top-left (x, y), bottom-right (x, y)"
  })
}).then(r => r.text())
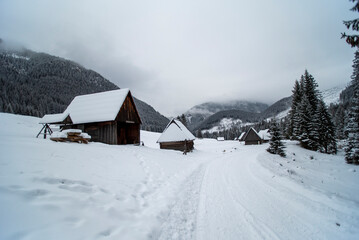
top-left (160, 141), bottom-right (194, 152)
top-left (84, 122), bottom-right (117, 145)
top-left (116, 94), bottom-right (141, 123)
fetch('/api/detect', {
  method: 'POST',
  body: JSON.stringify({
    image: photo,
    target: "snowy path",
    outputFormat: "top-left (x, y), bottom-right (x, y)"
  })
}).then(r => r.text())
top-left (154, 144), bottom-right (359, 240)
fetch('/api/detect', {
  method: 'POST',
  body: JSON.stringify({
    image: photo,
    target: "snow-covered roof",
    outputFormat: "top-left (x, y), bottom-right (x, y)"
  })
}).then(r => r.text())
top-left (157, 119), bottom-right (195, 143)
top-left (238, 132), bottom-right (245, 140)
top-left (39, 89), bottom-right (132, 124)
top-left (63, 89), bottom-right (130, 124)
top-left (217, 137), bottom-right (225, 141)
top-left (258, 129), bottom-right (271, 140)
top-left (39, 113), bottom-right (69, 124)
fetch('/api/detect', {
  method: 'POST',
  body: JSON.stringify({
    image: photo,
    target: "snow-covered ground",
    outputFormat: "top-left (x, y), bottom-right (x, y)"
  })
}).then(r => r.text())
top-left (0, 113), bottom-right (358, 240)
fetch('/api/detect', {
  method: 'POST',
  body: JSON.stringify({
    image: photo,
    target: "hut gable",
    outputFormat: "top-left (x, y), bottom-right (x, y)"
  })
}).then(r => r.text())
top-left (116, 91), bottom-right (141, 124)
top-left (243, 127), bottom-right (262, 145)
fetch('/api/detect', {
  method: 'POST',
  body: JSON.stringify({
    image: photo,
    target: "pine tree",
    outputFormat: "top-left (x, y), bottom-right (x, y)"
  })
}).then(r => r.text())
top-left (177, 114), bottom-right (188, 127)
top-left (345, 60), bottom-right (359, 164)
top-left (267, 120), bottom-right (286, 157)
top-left (288, 80), bottom-right (302, 139)
top-left (291, 70), bottom-right (323, 151)
top-left (317, 99), bottom-right (337, 154)
top-left (302, 70), bottom-right (319, 112)
top-left (342, 0), bottom-right (359, 47)
top-left (334, 105), bottom-right (346, 139)
top-left (196, 129), bottom-right (203, 139)
top-left (296, 94), bottom-right (312, 149)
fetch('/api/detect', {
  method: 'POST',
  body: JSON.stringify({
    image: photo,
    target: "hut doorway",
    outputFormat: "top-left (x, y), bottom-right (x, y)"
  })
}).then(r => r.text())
top-left (117, 122), bottom-right (140, 144)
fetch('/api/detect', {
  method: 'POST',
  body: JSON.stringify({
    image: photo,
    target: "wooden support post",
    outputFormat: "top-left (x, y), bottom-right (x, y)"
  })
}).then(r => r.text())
top-left (36, 124), bottom-right (53, 139)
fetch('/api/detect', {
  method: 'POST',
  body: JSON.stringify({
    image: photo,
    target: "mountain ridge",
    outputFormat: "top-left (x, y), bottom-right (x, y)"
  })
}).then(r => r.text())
top-left (188, 85), bottom-right (346, 133)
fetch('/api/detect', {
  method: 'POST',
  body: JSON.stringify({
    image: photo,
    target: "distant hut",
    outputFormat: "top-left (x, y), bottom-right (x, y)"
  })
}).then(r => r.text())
top-left (238, 132), bottom-right (246, 142)
top-left (157, 119), bottom-right (195, 152)
top-left (39, 89), bottom-right (141, 145)
top-left (243, 127), bottom-right (262, 145)
top-left (217, 137), bottom-right (225, 141)
top-left (258, 129), bottom-right (271, 143)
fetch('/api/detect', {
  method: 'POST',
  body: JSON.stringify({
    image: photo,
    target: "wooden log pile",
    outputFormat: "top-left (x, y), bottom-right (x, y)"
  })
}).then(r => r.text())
top-left (50, 129), bottom-right (91, 144)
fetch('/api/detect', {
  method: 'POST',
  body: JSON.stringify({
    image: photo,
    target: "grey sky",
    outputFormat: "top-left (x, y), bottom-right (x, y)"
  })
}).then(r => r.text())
top-left (0, 0), bottom-right (356, 116)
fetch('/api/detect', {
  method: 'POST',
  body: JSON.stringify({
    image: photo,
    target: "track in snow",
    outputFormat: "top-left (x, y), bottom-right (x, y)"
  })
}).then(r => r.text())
top-left (152, 144), bottom-right (356, 240)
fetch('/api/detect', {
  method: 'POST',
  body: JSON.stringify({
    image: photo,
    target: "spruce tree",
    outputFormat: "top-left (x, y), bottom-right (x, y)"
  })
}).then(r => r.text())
top-left (317, 99), bottom-right (337, 154)
top-left (196, 129), bottom-right (203, 139)
top-left (267, 120), bottom-right (286, 157)
top-left (291, 70), bottom-right (322, 151)
top-left (345, 51), bottom-right (359, 164)
top-left (288, 80), bottom-right (302, 139)
top-left (334, 105), bottom-right (346, 139)
top-left (178, 114), bottom-right (188, 127)
top-left (342, 0), bottom-right (359, 47)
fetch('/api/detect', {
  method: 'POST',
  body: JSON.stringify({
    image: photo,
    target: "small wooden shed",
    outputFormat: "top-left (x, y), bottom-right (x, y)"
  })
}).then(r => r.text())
top-left (157, 119), bottom-right (195, 152)
top-left (39, 89), bottom-right (141, 145)
top-left (243, 127), bottom-right (262, 145)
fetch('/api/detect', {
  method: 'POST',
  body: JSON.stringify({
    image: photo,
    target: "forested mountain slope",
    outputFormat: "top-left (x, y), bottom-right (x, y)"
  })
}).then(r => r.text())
top-left (0, 45), bottom-right (168, 132)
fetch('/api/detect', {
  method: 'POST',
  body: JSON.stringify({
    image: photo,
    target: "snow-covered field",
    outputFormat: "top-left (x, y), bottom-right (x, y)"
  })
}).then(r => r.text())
top-left (0, 113), bottom-right (358, 240)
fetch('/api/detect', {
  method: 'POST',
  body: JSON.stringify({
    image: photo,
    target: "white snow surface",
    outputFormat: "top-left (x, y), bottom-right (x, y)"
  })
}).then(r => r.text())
top-left (1, 113), bottom-right (359, 240)
top-left (39, 113), bottom-right (68, 124)
top-left (64, 88), bottom-right (130, 124)
top-left (157, 119), bottom-right (195, 143)
top-left (6, 53), bottom-right (30, 60)
top-left (321, 85), bottom-right (346, 105)
top-left (204, 118), bottom-right (244, 133)
top-left (238, 132), bottom-right (245, 140)
top-left (258, 129), bottom-right (271, 140)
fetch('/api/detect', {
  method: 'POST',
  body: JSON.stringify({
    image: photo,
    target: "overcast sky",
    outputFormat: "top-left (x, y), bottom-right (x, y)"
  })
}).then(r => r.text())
top-left (0, 0), bottom-right (356, 116)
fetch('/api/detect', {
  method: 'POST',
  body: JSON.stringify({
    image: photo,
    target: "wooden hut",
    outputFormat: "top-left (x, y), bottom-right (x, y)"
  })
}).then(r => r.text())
top-left (157, 119), bottom-right (195, 152)
top-left (243, 127), bottom-right (262, 145)
top-left (39, 89), bottom-right (141, 145)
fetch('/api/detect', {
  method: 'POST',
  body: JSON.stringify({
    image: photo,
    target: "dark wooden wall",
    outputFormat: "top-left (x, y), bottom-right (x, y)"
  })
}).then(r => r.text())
top-left (117, 122), bottom-right (140, 144)
top-left (116, 93), bottom-right (141, 124)
top-left (244, 129), bottom-right (262, 145)
top-left (160, 140), bottom-right (194, 152)
top-left (85, 122), bottom-right (117, 145)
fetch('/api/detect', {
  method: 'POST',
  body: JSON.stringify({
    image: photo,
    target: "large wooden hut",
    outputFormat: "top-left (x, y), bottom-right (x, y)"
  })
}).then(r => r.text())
top-left (243, 127), bottom-right (262, 145)
top-left (39, 89), bottom-right (141, 145)
top-left (157, 119), bottom-right (195, 152)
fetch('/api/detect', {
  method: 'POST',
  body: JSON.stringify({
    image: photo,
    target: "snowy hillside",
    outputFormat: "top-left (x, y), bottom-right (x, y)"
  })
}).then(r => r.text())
top-left (271, 85), bottom-right (346, 120)
top-left (321, 84), bottom-right (347, 105)
top-left (1, 113), bottom-right (358, 240)
top-left (184, 100), bottom-right (268, 130)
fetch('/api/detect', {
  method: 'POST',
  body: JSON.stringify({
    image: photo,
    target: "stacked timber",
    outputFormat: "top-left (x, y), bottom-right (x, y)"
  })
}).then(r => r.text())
top-left (50, 129), bottom-right (91, 144)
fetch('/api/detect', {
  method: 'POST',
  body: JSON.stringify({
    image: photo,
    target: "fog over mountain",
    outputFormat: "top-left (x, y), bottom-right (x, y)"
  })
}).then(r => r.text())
top-left (0, 0), bottom-right (354, 116)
